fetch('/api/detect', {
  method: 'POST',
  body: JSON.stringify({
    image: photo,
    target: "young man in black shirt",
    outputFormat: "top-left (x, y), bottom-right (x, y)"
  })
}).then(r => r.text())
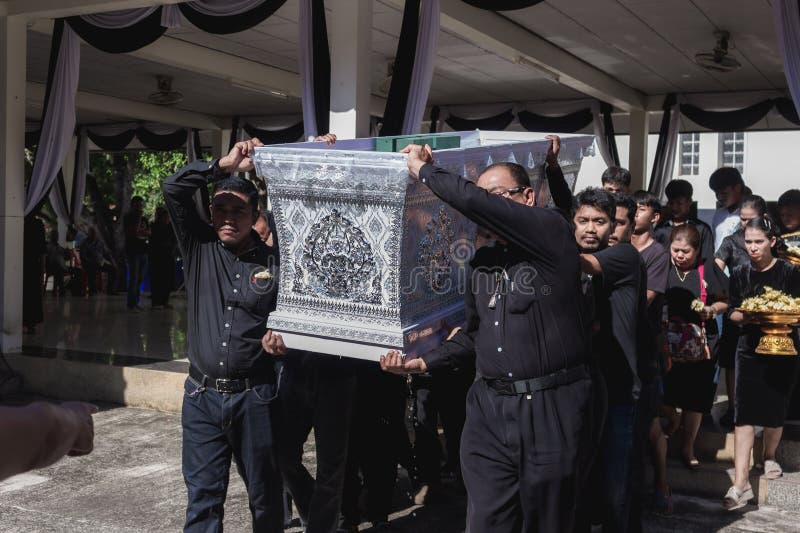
top-left (163, 138), bottom-right (284, 532)
top-left (381, 144), bottom-right (593, 532)
top-left (573, 188), bottom-right (650, 533)
top-left (654, 179), bottom-right (713, 262)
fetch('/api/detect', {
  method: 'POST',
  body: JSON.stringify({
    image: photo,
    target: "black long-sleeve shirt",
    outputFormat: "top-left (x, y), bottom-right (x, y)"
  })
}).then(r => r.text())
top-left (418, 164), bottom-right (589, 380)
top-left (162, 159), bottom-right (279, 380)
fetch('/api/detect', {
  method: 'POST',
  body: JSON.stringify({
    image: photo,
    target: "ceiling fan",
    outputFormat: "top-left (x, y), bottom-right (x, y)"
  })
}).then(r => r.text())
top-left (695, 31), bottom-right (742, 73)
top-left (147, 75), bottom-right (183, 105)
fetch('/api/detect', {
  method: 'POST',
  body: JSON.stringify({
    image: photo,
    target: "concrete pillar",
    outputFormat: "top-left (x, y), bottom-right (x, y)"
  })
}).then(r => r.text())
top-left (628, 109), bottom-right (649, 191)
top-left (328, 0), bottom-right (372, 139)
top-left (0, 15), bottom-right (26, 353)
top-left (210, 129), bottom-right (231, 159)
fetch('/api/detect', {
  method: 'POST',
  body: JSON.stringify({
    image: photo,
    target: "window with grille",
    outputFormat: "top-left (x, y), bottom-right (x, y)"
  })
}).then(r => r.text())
top-left (719, 132), bottom-right (745, 173)
top-left (679, 133), bottom-right (700, 176)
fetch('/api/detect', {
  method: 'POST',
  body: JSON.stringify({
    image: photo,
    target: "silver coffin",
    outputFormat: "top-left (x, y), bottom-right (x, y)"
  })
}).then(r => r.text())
top-left (253, 132), bottom-right (594, 360)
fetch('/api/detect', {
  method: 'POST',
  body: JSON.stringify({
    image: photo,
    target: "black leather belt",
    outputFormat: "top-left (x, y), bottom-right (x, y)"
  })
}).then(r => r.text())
top-left (485, 365), bottom-right (590, 396)
top-left (189, 365), bottom-right (273, 394)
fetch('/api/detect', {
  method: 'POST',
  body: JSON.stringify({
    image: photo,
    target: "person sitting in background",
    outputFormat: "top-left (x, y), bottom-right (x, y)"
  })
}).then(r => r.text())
top-left (778, 189), bottom-right (800, 234)
top-left (601, 166), bottom-right (632, 194)
top-left (709, 167), bottom-right (746, 253)
top-left (80, 226), bottom-right (117, 297)
top-left (714, 195), bottom-right (769, 428)
top-left (662, 224), bottom-right (728, 470)
top-left (0, 401), bottom-right (96, 482)
top-left (654, 179), bottom-right (714, 262)
top-left (725, 217), bottom-right (800, 510)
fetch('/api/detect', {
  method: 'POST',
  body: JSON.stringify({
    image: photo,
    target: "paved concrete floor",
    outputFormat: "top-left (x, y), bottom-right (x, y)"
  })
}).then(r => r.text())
top-left (3, 404), bottom-right (800, 532)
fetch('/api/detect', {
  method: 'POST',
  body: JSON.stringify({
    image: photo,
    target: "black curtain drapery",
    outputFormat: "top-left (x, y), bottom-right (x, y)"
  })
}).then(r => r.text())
top-left (461, 0), bottom-right (545, 10)
top-left (178, 1), bottom-right (290, 34)
top-left (445, 109), bottom-right (515, 132)
top-left (775, 97), bottom-right (800, 125)
top-left (312, 0), bottom-right (331, 135)
top-left (66, 9), bottom-right (167, 54)
top-left (680, 99), bottom-right (774, 132)
top-left (648, 93), bottom-right (677, 194)
top-left (429, 106), bottom-right (441, 134)
top-left (229, 115), bottom-right (241, 151)
top-left (87, 127), bottom-right (188, 151)
top-left (380, 0), bottom-right (420, 137)
top-left (601, 102), bottom-right (620, 167)
top-left (517, 108), bottom-right (593, 133)
top-left (243, 122), bottom-right (305, 144)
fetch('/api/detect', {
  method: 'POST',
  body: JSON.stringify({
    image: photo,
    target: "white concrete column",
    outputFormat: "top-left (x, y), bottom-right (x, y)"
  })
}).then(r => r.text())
top-left (211, 129), bottom-right (231, 159)
top-left (0, 15), bottom-right (27, 354)
top-left (628, 110), bottom-right (649, 191)
top-left (328, 0), bottom-right (372, 139)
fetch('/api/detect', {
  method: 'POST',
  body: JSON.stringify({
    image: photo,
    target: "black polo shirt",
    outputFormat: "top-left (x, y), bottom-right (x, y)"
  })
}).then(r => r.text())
top-left (162, 160), bottom-right (279, 380)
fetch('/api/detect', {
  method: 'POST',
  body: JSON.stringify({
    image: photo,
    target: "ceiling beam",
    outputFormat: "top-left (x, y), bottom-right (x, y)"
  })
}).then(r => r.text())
top-left (27, 81), bottom-right (226, 130)
top-left (384, 0), bottom-right (645, 111)
top-left (7, 0), bottom-right (182, 20)
top-left (29, 20), bottom-right (389, 119)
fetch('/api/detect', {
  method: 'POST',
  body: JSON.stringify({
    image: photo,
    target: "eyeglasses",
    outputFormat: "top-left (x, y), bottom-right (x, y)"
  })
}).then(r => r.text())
top-left (490, 186), bottom-right (529, 198)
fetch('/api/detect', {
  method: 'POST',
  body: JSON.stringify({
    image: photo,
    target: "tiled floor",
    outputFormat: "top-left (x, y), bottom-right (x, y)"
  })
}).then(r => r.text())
top-left (24, 293), bottom-right (189, 364)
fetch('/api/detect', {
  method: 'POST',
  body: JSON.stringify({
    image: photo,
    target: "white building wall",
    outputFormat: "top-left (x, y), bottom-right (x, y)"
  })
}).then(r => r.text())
top-left (572, 130), bottom-right (800, 211)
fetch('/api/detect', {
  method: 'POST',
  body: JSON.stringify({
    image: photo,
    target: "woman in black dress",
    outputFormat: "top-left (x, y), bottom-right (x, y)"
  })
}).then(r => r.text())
top-left (662, 224), bottom-right (729, 469)
top-left (725, 217), bottom-right (800, 510)
top-left (715, 195), bottom-right (769, 427)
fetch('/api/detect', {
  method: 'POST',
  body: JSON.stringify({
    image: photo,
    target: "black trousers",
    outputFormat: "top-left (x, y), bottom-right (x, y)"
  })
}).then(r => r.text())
top-left (461, 377), bottom-right (592, 533)
top-left (274, 354), bottom-right (357, 533)
top-left (413, 366), bottom-right (475, 485)
top-left (341, 362), bottom-right (408, 525)
top-left (181, 377), bottom-right (284, 533)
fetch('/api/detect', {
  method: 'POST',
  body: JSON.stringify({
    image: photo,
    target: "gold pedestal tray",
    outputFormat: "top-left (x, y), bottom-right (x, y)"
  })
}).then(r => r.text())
top-left (779, 250), bottom-right (800, 267)
top-left (739, 310), bottom-right (800, 356)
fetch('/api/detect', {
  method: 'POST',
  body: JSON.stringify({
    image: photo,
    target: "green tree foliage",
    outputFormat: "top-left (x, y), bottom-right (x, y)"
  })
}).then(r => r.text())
top-left (131, 151), bottom-right (188, 217)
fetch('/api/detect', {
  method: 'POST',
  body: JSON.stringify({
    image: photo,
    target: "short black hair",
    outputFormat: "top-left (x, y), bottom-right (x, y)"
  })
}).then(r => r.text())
top-left (709, 166), bottom-right (744, 192)
top-left (212, 176), bottom-right (259, 212)
top-left (614, 193), bottom-right (636, 226)
top-left (481, 162), bottom-right (531, 188)
top-left (778, 189), bottom-right (800, 208)
top-left (665, 179), bottom-right (693, 201)
top-left (573, 187), bottom-right (616, 221)
top-left (632, 190), bottom-right (662, 211)
top-left (601, 166), bottom-right (631, 187)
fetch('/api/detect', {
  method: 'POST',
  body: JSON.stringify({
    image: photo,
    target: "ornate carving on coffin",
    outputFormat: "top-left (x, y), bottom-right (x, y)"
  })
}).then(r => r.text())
top-left (418, 206), bottom-right (456, 293)
top-left (268, 317), bottom-right (403, 346)
top-left (296, 209), bottom-right (380, 304)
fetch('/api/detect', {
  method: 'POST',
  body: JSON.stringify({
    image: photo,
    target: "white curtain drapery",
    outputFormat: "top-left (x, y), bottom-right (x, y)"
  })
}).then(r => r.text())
top-left (648, 99), bottom-right (681, 200)
top-left (299, 0), bottom-right (319, 140)
top-left (25, 24), bottom-right (80, 215)
top-left (774, 0), bottom-right (800, 118)
top-left (401, 0), bottom-right (440, 135)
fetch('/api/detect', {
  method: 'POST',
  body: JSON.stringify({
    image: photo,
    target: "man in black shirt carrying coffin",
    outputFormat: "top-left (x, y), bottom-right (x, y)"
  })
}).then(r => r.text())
top-left (381, 144), bottom-right (593, 532)
top-left (162, 138), bottom-right (284, 532)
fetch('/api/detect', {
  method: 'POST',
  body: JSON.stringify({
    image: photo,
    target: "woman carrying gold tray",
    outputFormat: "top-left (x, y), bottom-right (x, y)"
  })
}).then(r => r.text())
top-left (725, 217), bottom-right (800, 511)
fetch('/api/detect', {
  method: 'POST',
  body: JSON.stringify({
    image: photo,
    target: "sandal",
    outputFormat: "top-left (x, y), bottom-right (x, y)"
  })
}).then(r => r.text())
top-left (724, 485), bottom-right (754, 510)
top-left (765, 459), bottom-right (783, 480)
top-left (683, 456), bottom-right (701, 470)
top-left (653, 486), bottom-right (673, 515)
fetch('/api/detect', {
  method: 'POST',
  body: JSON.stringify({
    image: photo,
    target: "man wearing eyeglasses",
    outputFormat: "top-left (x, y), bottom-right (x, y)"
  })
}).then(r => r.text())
top-left (381, 144), bottom-right (592, 533)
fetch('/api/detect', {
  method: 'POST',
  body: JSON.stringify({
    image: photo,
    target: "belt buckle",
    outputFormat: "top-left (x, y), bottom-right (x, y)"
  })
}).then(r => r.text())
top-left (215, 378), bottom-right (236, 393)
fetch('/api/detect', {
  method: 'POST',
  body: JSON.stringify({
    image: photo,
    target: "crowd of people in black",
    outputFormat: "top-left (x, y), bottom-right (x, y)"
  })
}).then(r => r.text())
top-left (21, 195), bottom-right (182, 335)
top-left (15, 132), bottom-right (800, 533)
